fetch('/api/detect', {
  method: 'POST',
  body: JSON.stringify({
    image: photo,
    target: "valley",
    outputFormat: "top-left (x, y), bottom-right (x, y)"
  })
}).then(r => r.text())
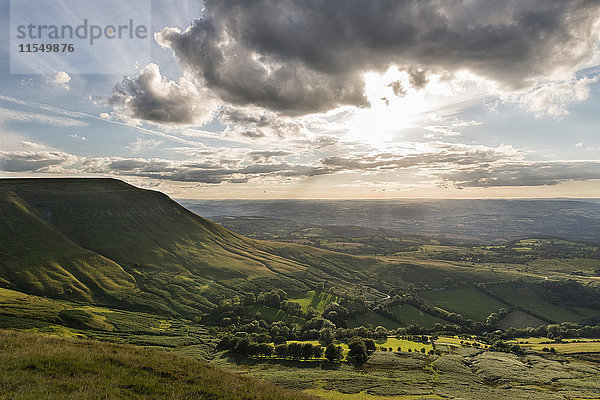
top-left (2, 179), bottom-right (600, 399)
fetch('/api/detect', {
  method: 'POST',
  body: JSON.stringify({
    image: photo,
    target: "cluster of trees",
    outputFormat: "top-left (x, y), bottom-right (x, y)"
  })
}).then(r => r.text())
top-left (433, 249), bottom-right (534, 264)
top-left (347, 337), bottom-right (376, 363)
top-left (488, 340), bottom-right (524, 355)
top-left (497, 322), bottom-right (600, 340)
top-left (538, 280), bottom-right (600, 309)
top-left (219, 333), bottom-right (346, 362)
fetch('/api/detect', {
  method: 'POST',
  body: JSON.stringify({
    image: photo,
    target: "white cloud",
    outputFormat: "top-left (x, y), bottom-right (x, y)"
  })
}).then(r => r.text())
top-left (69, 133), bottom-right (87, 141)
top-left (511, 76), bottom-right (599, 119)
top-left (128, 137), bottom-right (163, 153)
top-left (110, 63), bottom-right (219, 126)
top-left (0, 141), bottom-right (79, 173)
top-left (53, 71), bottom-right (71, 90)
top-left (0, 107), bottom-right (87, 127)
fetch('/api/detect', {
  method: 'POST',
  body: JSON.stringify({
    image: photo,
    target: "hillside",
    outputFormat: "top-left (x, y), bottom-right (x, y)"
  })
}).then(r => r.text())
top-left (0, 329), bottom-right (313, 400)
top-left (3, 178), bottom-right (598, 331)
top-left (0, 178), bottom-right (378, 315)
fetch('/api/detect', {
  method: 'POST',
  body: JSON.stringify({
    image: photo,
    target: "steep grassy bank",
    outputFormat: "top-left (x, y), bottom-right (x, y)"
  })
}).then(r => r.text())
top-left (0, 178), bottom-right (379, 315)
top-left (0, 329), bottom-right (315, 400)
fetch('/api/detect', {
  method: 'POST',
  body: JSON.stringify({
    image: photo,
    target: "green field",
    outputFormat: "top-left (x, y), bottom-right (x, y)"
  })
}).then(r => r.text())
top-left (280, 336), bottom-right (433, 358)
top-left (348, 312), bottom-right (401, 330)
top-left (419, 287), bottom-right (508, 322)
top-left (434, 335), bottom-right (488, 350)
top-left (289, 291), bottom-right (339, 312)
top-left (388, 304), bottom-right (448, 327)
top-left (373, 337), bottom-right (433, 353)
top-left (508, 337), bottom-right (600, 354)
top-left (497, 310), bottom-right (546, 330)
top-left (248, 305), bottom-right (306, 324)
top-left (486, 283), bottom-right (583, 323)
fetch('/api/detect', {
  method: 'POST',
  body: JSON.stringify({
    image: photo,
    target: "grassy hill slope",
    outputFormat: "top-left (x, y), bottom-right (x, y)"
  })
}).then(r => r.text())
top-left (0, 190), bottom-right (136, 303)
top-left (0, 329), bottom-right (313, 400)
top-left (0, 179), bottom-right (377, 315)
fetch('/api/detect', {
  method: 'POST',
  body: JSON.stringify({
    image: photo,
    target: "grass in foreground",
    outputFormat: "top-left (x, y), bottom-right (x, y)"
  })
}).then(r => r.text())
top-left (0, 330), bottom-right (314, 400)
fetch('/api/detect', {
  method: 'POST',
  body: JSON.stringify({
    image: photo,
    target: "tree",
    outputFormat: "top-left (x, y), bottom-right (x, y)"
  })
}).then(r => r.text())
top-left (301, 342), bottom-right (316, 360)
top-left (325, 343), bottom-right (343, 362)
top-left (287, 342), bottom-right (303, 359)
top-left (233, 338), bottom-right (250, 355)
top-left (486, 312), bottom-right (500, 326)
top-left (374, 326), bottom-right (388, 339)
top-left (281, 300), bottom-right (302, 316)
top-left (275, 344), bottom-right (288, 358)
top-left (273, 336), bottom-right (287, 345)
top-left (256, 343), bottom-right (273, 358)
top-left (313, 345), bottom-right (324, 359)
top-left (322, 302), bottom-right (349, 326)
top-left (243, 292), bottom-right (256, 306)
top-left (306, 307), bottom-right (320, 320)
top-left (319, 327), bottom-right (335, 346)
top-left (347, 337), bottom-right (369, 364)
top-left (364, 338), bottom-right (376, 353)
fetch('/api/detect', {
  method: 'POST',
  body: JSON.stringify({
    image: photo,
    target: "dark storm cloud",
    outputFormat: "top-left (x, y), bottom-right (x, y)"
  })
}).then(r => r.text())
top-left (156, 0), bottom-right (600, 115)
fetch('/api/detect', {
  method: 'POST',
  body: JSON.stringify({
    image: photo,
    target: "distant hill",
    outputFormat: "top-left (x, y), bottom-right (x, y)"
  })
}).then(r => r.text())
top-left (180, 198), bottom-right (600, 243)
top-left (0, 179), bottom-right (379, 315)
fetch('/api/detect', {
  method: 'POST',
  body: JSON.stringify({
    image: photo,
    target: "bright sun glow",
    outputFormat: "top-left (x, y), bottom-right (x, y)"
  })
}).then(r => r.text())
top-left (345, 68), bottom-right (493, 147)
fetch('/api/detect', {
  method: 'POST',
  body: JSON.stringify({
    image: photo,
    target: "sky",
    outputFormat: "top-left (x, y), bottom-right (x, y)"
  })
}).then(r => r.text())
top-left (1, 0), bottom-right (600, 199)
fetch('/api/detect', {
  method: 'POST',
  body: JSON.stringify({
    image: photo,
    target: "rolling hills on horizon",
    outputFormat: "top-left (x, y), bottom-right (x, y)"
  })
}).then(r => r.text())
top-left (179, 198), bottom-right (600, 243)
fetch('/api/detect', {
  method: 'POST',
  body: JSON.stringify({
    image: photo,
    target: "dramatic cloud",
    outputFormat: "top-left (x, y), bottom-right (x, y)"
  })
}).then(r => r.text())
top-left (156, 0), bottom-right (600, 115)
top-left (247, 150), bottom-right (293, 162)
top-left (3, 138), bottom-right (599, 189)
top-left (110, 63), bottom-right (218, 125)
